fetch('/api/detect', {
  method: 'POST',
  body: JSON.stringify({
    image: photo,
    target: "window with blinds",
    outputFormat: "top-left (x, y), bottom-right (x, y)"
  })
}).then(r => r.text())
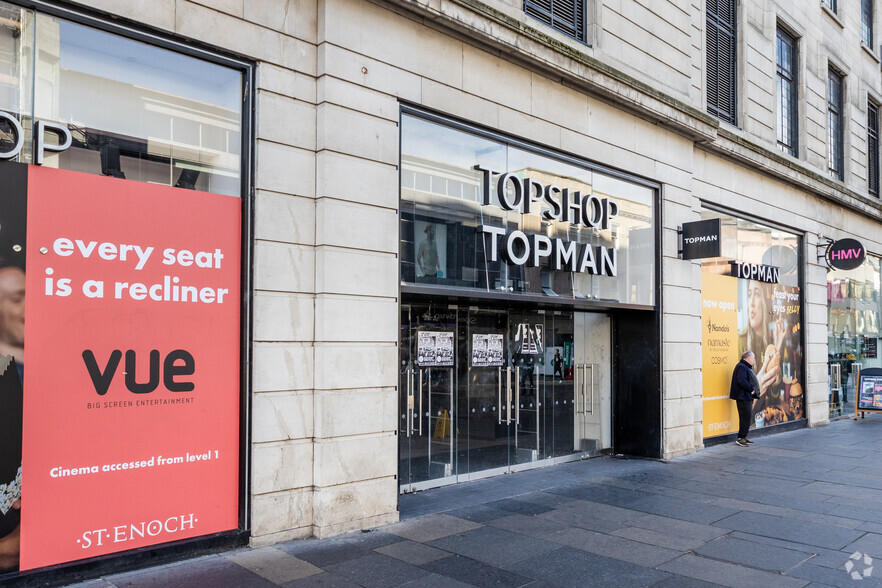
top-left (828, 69), bottom-right (844, 180)
top-left (706, 0), bottom-right (737, 125)
top-left (863, 0), bottom-right (874, 47)
top-left (776, 28), bottom-right (798, 157)
top-left (524, 0), bottom-right (585, 42)
top-left (869, 101), bottom-right (879, 197)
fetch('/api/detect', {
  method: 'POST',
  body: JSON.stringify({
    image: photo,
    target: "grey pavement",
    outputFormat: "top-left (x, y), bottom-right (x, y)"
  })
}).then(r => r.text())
top-left (72, 418), bottom-right (882, 587)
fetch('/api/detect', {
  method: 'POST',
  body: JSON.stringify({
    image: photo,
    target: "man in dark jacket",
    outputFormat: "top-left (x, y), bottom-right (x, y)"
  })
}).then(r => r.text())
top-left (730, 351), bottom-right (760, 447)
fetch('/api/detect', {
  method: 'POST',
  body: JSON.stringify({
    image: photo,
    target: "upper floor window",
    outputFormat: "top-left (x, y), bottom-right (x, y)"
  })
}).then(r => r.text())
top-left (776, 28), bottom-right (798, 157)
top-left (827, 69), bottom-right (845, 180)
top-left (524, 0), bottom-right (585, 42)
top-left (869, 101), bottom-right (879, 197)
top-left (823, 0), bottom-right (838, 14)
top-left (863, 0), bottom-right (874, 46)
top-left (0, 4), bottom-right (244, 196)
top-left (706, 0), bottom-right (737, 125)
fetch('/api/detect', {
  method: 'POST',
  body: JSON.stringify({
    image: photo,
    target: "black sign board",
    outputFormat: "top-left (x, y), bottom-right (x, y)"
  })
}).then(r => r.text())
top-left (729, 261), bottom-right (780, 284)
top-left (680, 218), bottom-right (721, 260)
top-left (856, 368), bottom-right (882, 414)
top-left (826, 238), bottom-right (866, 271)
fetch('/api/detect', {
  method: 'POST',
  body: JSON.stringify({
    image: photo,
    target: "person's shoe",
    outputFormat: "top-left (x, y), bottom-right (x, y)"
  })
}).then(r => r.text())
top-left (735, 439), bottom-right (749, 447)
top-left (745, 438), bottom-right (754, 444)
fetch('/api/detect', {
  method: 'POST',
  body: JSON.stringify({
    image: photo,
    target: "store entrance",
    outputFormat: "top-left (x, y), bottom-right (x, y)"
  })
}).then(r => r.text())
top-left (399, 303), bottom-right (611, 493)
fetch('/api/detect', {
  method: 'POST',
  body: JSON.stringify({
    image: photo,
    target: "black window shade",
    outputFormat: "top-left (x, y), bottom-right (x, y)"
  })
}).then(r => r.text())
top-left (869, 102), bottom-right (879, 197)
top-left (828, 69), bottom-right (844, 180)
top-left (525, 0), bottom-right (585, 42)
top-left (706, 0), bottom-right (737, 125)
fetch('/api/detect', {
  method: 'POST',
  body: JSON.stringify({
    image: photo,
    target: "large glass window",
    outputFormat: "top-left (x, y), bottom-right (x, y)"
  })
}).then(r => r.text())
top-left (399, 113), bottom-right (656, 307)
top-left (828, 256), bottom-right (881, 417)
top-left (828, 68), bottom-right (844, 180)
top-left (0, 1), bottom-right (246, 576)
top-left (0, 4), bottom-right (243, 196)
top-left (776, 27), bottom-right (798, 157)
top-left (699, 209), bottom-right (805, 439)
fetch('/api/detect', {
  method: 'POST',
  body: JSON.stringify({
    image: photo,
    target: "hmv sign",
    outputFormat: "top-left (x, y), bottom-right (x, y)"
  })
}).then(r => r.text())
top-left (826, 238), bottom-right (866, 271)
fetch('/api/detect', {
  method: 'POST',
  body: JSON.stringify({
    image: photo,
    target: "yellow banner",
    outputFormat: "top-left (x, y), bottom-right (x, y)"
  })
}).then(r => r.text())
top-left (701, 273), bottom-right (740, 438)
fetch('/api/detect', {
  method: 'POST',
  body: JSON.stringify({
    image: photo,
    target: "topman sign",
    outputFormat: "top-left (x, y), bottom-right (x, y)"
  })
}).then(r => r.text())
top-left (473, 165), bottom-right (619, 277)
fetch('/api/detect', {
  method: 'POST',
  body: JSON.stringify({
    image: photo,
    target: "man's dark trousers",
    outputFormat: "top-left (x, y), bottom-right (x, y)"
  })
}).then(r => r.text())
top-left (736, 399), bottom-right (752, 439)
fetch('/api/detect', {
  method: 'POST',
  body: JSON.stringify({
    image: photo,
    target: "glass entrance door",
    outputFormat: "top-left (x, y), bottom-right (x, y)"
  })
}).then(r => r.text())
top-left (573, 313), bottom-right (612, 453)
top-left (399, 305), bottom-right (457, 490)
top-left (400, 304), bottom-right (612, 493)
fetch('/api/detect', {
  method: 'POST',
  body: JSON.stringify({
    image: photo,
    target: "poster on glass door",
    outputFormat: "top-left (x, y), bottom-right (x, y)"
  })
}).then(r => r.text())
top-left (0, 162), bottom-right (241, 572)
top-left (701, 272), bottom-right (804, 438)
top-left (417, 331), bottom-right (454, 366)
top-left (471, 334), bottom-right (504, 367)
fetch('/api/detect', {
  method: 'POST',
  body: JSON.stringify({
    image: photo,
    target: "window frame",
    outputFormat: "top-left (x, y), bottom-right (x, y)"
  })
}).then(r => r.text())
top-left (863, 0), bottom-right (874, 47)
top-left (823, 0), bottom-right (839, 14)
top-left (776, 26), bottom-right (798, 157)
top-left (706, 0), bottom-right (738, 126)
top-left (827, 68), bottom-right (845, 181)
top-left (868, 100), bottom-right (879, 197)
top-left (0, 1), bottom-right (255, 583)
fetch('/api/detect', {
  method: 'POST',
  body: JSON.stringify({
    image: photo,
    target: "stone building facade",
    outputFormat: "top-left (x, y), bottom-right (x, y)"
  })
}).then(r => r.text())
top-left (3, 0), bottom-right (881, 580)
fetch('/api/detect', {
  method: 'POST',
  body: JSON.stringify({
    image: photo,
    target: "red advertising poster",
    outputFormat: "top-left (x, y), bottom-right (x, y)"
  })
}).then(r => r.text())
top-left (17, 166), bottom-right (240, 570)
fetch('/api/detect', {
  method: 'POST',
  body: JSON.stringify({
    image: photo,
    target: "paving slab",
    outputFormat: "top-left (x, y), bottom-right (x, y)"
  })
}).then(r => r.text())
top-left (510, 545), bottom-right (671, 588)
top-left (427, 526), bottom-right (559, 567)
top-left (420, 554), bottom-right (534, 588)
top-left (384, 513), bottom-right (484, 543)
top-left (224, 546), bottom-right (323, 584)
top-left (692, 536), bottom-right (813, 573)
top-left (658, 554), bottom-right (810, 588)
top-left (106, 555), bottom-right (277, 588)
top-left (374, 539), bottom-right (449, 565)
top-left (545, 526), bottom-right (682, 567)
top-left (486, 513), bottom-right (572, 537)
top-left (713, 511), bottom-right (864, 550)
top-left (324, 553), bottom-right (431, 588)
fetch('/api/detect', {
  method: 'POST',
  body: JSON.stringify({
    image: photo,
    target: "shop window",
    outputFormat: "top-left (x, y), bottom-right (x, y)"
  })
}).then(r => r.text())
top-left (524, 0), bottom-right (585, 42)
top-left (399, 112), bottom-right (657, 307)
top-left (0, 6), bottom-right (243, 196)
top-left (828, 256), bottom-right (881, 416)
top-left (869, 100), bottom-right (879, 197)
top-left (827, 68), bottom-right (845, 180)
top-left (698, 209), bottom-right (805, 439)
top-left (776, 27), bottom-right (798, 157)
top-left (706, 0), bottom-right (737, 125)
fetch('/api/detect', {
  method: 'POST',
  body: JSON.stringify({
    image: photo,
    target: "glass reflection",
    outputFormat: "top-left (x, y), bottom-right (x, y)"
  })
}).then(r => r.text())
top-left (400, 114), bottom-right (656, 306)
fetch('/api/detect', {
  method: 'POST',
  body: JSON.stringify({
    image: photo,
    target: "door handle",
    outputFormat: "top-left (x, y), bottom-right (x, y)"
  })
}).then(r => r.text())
top-left (515, 366), bottom-right (520, 425)
top-left (586, 364), bottom-right (594, 415)
top-left (506, 367), bottom-right (512, 425)
top-left (498, 366), bottom-right (502, 425)
top-left (406, 367), bottom-right (413, 437)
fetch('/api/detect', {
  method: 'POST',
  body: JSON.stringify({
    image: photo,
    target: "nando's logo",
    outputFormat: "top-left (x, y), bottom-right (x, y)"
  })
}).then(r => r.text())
top-left (707, 320), bottom-right (730, 334)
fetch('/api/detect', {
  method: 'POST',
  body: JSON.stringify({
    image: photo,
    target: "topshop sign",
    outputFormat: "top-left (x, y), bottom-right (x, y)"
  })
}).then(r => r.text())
top-left (473, 165), bottom-right (619, 277)
top-left (0, 111), bottom-right (72, 164)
